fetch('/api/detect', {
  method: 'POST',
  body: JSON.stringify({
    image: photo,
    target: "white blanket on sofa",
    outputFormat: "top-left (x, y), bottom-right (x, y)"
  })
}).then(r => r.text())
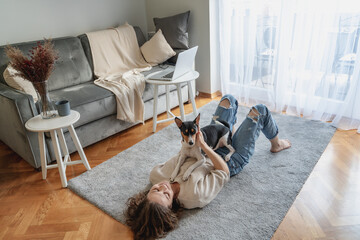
top-left (86, 23), bottom-right (151, 123)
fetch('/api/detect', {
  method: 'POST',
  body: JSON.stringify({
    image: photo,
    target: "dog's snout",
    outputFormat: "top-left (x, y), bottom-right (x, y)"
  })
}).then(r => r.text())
top-left (189, 141), bottom-right (194, 145)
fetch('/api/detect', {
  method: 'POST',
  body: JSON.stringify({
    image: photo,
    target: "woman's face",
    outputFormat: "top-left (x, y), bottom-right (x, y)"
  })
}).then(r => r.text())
top-left (147, 181), bottom-right (174, 208)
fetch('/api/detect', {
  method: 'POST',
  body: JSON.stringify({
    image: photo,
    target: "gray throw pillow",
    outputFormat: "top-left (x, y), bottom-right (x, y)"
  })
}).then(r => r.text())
top-left (153, 11), bottom-right (190, 49)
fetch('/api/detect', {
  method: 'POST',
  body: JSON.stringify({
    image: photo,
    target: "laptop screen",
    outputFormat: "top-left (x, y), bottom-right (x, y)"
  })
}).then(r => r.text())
top-left (172, 46), bottom-right (198, 79)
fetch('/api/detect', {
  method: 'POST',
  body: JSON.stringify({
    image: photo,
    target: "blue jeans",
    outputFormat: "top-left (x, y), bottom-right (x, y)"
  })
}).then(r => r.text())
top-left (211, 94), bottom-right (279, 177)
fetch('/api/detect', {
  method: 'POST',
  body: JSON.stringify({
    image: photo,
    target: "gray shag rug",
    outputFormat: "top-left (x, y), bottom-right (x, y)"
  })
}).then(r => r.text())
top-left (68, 101), bottom-right (336, 240)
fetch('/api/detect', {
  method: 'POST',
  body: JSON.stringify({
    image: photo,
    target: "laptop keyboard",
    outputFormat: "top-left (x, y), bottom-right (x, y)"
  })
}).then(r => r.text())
top-left (162, 72), bottom-right (174, 79)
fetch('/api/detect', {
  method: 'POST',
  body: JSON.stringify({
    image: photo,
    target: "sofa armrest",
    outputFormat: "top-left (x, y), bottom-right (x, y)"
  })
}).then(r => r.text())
top-left (0, 83), bottom-right (43, 168)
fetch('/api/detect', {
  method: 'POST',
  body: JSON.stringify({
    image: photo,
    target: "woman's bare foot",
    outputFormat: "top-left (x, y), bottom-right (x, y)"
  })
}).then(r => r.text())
top-left (270, 137), bottom-right (291, 153)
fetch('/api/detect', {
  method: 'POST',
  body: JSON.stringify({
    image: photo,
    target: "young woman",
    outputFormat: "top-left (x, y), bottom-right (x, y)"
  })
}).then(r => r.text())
top-left (125, 94), bottom-right (291, 239)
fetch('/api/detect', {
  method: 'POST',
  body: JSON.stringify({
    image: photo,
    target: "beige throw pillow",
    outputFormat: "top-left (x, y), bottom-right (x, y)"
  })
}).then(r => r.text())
top-left (3, 66), bottom-right (38, 101)
top-left (140, 29), bottom-right (176, 65)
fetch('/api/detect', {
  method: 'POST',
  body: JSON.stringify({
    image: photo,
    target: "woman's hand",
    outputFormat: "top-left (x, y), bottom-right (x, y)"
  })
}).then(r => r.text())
top-left (195, 130), bottom-right (207, 148)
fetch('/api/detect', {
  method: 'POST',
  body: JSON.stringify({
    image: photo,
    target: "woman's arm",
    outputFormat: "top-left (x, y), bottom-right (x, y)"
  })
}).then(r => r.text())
top-left (196, 131), bottom-right (230, 175)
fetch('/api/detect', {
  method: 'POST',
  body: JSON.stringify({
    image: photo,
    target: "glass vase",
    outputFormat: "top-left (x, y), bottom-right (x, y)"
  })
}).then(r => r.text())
top-left (32, 81), bottom-right (56, 119)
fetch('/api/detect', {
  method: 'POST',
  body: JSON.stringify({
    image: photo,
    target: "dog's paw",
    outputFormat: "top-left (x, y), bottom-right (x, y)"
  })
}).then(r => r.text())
top-left (225, 154), bottom-right (231, 162)
top-left (170, 174), bottom-right (177, 182)
top-left (182, 170), bottom-right (192, 181)
top-left (182, 174), bottom-right (190, 181)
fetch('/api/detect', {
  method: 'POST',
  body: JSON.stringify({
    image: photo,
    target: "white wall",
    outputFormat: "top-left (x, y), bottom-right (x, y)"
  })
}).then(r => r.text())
top-left (146, 0), bottom-right (213, 94)
top-left (0, 0), bottom-right (147, 45)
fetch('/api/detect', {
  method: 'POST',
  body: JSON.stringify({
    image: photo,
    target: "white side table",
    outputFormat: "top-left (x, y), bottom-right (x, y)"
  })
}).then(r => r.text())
top-left (25, 110), bottom-right (91, 187)
top-left (146, 70), bottom-right (199, 132)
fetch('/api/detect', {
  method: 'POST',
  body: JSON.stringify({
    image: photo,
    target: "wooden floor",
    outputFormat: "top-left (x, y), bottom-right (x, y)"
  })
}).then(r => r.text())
top-left (0, 95), bottom-right (359, 240)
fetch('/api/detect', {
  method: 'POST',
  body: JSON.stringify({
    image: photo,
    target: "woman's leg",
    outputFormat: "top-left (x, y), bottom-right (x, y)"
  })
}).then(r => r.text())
top-left (210, 94), bottom-right (238, 132)
top-left (269, 135), bottom-right (292, 153)
top-left (222, 104), bottom-right (290, 176)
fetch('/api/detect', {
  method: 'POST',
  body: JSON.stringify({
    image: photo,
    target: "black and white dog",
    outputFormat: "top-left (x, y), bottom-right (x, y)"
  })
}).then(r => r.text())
top-left (170, 113), bottom-right (235, 181)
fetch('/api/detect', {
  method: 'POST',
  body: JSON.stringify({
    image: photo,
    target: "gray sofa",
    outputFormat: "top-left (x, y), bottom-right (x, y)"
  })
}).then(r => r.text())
top-left (0, 27), bottom-right (189, 169)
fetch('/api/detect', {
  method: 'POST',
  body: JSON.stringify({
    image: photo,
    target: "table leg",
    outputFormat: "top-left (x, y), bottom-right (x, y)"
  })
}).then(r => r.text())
top-left (38, 132), bottom-right (47, 179)
top-left (166, 85), bottom-right (170, 118)
top-left (50, 130), bottom-right (68, 188)
top-left (56, 128), bottom-right (70, 163)
top-left (152, 85), bottom-right (159, 132)
top-left (187, 80), bottom-right (198, 118)
top-left (68, 125), bottom-right (91, 171)
top-left (176, 83), bottom-right (185, 121)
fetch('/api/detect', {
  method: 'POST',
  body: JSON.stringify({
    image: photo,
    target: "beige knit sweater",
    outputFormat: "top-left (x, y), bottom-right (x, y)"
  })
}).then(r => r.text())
top-left (150, 154), bottom-right (230, 209)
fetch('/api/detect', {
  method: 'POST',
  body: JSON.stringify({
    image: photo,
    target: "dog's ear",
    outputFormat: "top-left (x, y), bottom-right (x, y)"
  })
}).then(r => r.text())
top-left (175, 117), bottom-right (183, 128)
top-left (194, 113), bottom-right (200, 126)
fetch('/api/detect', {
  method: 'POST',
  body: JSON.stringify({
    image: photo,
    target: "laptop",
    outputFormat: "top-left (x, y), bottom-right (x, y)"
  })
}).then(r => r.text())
top-left (149, 46), bottom-right (198, 81)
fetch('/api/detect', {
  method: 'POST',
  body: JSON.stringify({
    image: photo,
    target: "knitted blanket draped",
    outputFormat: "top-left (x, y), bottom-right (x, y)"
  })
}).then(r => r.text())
top-left (86, 23), bottom-right (151, 123)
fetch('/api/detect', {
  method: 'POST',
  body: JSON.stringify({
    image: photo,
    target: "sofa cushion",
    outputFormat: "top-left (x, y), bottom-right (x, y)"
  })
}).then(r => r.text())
top-left (0, 37), bottom-right (94, 92)
top-left (133, 26), bottom-right (147, 47)
top-left (49, 82), bottom-right (116, 127)
top-left (48, 37), bottom-right (94, 91)
top-left (3, 66), bottom-right (38, 101)
top-left (49, 79), bottom-right (179, 128)
top-left (140, 29), bottom-right (176, 65)
top-left (154, 11), bottom-right (190, 49)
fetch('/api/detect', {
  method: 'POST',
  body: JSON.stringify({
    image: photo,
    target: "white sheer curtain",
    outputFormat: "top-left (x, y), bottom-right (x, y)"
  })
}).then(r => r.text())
top-left (212, 0), bottom-right (360, 132)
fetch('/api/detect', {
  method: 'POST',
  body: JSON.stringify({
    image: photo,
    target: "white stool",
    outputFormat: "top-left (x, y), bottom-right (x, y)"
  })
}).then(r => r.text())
top-left (25, 110), bottom-right (91, 187)
top-left (146, 70), bottom-right (199, 132)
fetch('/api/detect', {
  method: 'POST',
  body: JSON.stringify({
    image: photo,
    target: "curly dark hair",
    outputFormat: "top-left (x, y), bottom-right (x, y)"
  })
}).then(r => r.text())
top-left (125, 190), bottom-right (182, 240)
